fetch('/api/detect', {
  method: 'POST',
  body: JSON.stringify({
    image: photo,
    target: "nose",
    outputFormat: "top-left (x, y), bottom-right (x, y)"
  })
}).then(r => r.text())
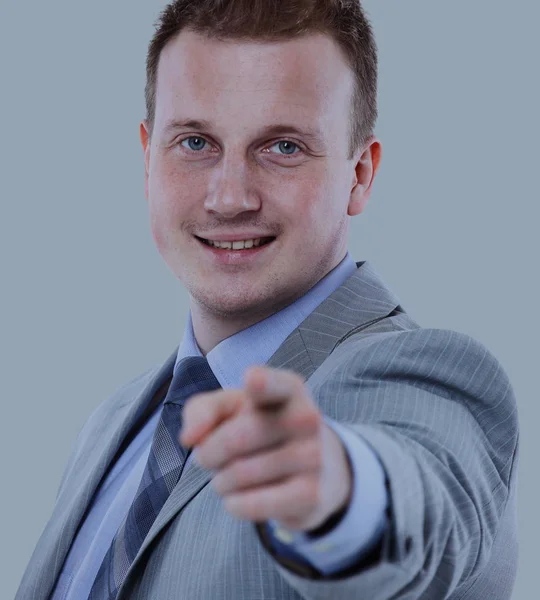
top-left (204, 156), bottom-right (261, 218)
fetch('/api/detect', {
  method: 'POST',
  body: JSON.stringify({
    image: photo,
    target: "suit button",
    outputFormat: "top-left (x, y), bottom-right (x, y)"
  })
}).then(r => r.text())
top-left (405, 536), bottom-right (413, 553)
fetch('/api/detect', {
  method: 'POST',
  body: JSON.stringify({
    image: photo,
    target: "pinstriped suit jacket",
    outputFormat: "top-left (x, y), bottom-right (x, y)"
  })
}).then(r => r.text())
top-left (16, 261), bottom-right (519, 599)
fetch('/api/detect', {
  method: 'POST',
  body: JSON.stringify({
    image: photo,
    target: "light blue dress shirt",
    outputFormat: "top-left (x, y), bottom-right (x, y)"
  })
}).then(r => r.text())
top-left (52, 252), bottom-right (388, 599)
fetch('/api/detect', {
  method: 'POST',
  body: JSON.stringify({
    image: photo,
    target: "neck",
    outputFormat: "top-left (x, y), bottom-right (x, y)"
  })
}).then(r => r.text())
top-left (189, 250), bottom-right (349, 355)
top-left (190, 295), bottom-right (296, 356)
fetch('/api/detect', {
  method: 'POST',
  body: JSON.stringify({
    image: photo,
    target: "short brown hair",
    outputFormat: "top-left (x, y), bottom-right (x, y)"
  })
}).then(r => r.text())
top-left (145, 0), bottom-right (378, 159)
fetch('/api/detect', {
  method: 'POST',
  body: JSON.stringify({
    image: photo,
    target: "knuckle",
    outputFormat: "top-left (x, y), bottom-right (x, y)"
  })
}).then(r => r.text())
top-left (267, 453), bottom-right (284, 478)
top-left (223, 432), bottom-right (239, 456)
top-left (224, 421), bottom-right (250, 455)
top-left (238, 421), bottom-right (256, 449)
top-left (290, 407), bottom-right (321, 433)
top-left (302, 438), bottom-right (322, 470)
top-left (309, 479), bottom-right (320, 507)
top-left (297, 476), bottom-right (318, 502)
top-left (233, 459), bottom-right (254, 486)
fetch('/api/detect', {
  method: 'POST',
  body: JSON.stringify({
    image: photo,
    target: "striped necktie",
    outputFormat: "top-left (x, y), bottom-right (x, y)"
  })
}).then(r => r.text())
top-left (88, 355), bottom-right (221, 600)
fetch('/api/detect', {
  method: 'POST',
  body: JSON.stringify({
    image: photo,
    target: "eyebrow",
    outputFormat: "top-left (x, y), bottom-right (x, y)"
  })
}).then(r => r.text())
top-left (163, 119), bottom-right (326, 146)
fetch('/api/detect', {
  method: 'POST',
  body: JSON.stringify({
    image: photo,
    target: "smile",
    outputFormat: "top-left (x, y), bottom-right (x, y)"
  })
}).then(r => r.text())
top-left (196, 236), bottom-right (276, 250)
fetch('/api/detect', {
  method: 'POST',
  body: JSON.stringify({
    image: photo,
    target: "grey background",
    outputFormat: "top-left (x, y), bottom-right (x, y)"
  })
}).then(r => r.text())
top-left (1, 1), bottom-right (537, 598)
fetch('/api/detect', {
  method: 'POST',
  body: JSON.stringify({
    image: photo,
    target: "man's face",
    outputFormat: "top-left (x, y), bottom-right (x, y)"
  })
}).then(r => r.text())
top-left (141, 30), bottom-right (379, 324)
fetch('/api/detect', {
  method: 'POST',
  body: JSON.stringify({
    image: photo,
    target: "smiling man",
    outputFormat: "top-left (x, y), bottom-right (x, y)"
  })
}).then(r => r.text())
top-left (141, 28), bottom-right (378, 352)
top-left (16, 1), bottom-right (519, 600)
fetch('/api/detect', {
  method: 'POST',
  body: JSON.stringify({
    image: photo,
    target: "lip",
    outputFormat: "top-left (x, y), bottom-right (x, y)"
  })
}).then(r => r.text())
top-left (195, 235), bottom-right (277, 266)
top-left (195, 233), bottom-right (276, 242)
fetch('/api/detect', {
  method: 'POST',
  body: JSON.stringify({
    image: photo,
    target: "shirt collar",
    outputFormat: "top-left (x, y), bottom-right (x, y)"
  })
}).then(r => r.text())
top-left (175, 252), bottom-right (358, 389)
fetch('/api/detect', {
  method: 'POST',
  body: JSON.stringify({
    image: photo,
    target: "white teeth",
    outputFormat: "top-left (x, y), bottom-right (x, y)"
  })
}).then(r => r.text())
top-left (206, 237), bottom-right (269, 250)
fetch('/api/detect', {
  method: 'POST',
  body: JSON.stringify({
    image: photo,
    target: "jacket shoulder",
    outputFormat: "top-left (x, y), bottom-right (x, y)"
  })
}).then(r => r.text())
top-left (331, 319), bottom-right (519, 488)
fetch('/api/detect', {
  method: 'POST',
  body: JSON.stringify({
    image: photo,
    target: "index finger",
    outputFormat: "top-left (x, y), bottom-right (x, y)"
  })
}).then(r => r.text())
top-left (244, 366), bottom-right (305, 411)
top-left (180, 389), bottom-right (244, 448)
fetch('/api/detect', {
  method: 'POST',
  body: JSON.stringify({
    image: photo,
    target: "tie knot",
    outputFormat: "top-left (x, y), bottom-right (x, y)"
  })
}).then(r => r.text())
top-left (164, 355), bottom-right (221, 407)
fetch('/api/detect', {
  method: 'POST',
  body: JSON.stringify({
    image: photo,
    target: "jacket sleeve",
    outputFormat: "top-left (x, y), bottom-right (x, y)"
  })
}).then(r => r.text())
top-left (262, 416), bottom-right (389, 574)
top-left (256, 328), bottom-right (519, 600)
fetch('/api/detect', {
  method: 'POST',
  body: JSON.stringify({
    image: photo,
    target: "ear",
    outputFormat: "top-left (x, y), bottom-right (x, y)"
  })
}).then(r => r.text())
top-left (140, 121), bottom-right (151, 200)
top-left (348, 138), bottom-right (382, 217)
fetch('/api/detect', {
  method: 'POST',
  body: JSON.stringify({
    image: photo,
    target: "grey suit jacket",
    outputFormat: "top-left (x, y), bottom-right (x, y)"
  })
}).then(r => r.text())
top-left (16, 261), bottom-right (519, 599)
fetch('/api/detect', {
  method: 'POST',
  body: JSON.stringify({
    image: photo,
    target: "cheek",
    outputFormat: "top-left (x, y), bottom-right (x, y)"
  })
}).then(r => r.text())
top-left (148, 204), bottom-right (169, 252)
top-left (147, 190), bottom-right (183, 253)
top-left (288, 173), bottom-right (340, 233)
top-left (150, 156), bottom-right (208, 215)
top-left (318, 168), bottom-right (352, 219)
top-left (149, 159), bottom-right (182, 206)
top-left (148, 163), bottom-right (190, 238)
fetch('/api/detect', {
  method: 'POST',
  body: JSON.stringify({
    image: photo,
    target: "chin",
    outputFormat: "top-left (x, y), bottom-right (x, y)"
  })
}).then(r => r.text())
top-left (204, 291), bottom-right (260, 314)
top-left (193, 283), bottom-right (281, 320)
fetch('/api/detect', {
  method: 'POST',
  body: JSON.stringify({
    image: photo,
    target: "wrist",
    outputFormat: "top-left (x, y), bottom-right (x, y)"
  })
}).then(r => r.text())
top-left (305, 426), bottom-right (354, 538)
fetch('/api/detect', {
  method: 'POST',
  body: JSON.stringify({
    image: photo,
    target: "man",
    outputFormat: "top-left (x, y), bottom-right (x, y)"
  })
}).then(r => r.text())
top-left (16, 1), bottom-right (519, 599)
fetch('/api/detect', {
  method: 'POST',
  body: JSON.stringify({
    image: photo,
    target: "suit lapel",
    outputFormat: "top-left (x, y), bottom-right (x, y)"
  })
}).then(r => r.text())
top-left (29, 351), bottom-right (178, 600)
top-left (119, 260), bottom-right (402, 594)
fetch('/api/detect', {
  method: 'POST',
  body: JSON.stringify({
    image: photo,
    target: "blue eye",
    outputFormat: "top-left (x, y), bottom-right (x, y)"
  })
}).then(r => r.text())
top-left (271, 141), bottom-right (300, 155)
top-left (179, 136), bottom-right (301, 157)
top-left (182, 137), bottom-right (207, 151)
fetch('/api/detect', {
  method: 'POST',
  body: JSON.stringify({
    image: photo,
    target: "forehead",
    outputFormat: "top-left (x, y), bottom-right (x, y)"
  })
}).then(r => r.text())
top-left (154, 29), bottom-right (354, 134)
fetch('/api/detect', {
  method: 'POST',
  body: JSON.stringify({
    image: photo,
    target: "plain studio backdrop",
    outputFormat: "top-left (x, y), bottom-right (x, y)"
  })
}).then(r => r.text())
top-left (0, 1), bottom-right (537, 598)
